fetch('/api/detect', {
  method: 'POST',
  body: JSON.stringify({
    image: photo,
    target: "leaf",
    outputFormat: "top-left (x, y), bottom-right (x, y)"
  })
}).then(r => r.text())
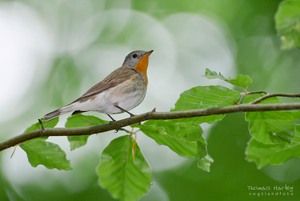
top-left (245, 111), bottom-right (295, 144)
top-left (204, 68), bottom-right (252, 89)
top-left (246, 137), bottom-right (300, 169)
top-left (245, 98), bottom-right (295, 144)
top-left (66, 114), bottom-right (108, 127)
top-left (67, 135), bottom-right (89, 151)
top-left (227, 74), bottom-right (253, 89)
top-left (140, 120), bottom-right (204, 158)
top-left (25, 117), bottom-right (58, 133)
top-left (204, 68), bottom-right (226, 80)
top-left (275, 0), bottom-right (300, 49)
top-left (65, 114), bottom-right (108, 150)
top-left (173, 85), bottom-right (240, 123)
top-left (245, 106), bottom-right (300, 168)
top-left (97, 136), bottom-right (151, 201)
top-left (20, 117), bottom-right (70, 170)
top-left (20, 138), bottom-right (72, 170)
top-left (139, 118), bottom-right (213, 171)
top-left (174, 85), bottom-right (240, 109)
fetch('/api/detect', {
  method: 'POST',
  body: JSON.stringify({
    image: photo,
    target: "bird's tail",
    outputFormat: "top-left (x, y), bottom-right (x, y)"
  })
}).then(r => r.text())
top-left (43, 103), bottom-right (78, 121)
top-left (43, 109), bottom-right (61, 121)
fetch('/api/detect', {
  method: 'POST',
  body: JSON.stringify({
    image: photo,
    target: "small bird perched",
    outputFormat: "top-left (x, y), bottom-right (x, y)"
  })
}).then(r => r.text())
top-left (43, 50), bottom-right (153, 121)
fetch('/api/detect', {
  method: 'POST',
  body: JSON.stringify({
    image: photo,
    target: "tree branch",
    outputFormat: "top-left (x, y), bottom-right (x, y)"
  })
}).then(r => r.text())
top-left (1, 102), bottom-right (300, 151)
top-left (251, 93), bottom-right (300, 104)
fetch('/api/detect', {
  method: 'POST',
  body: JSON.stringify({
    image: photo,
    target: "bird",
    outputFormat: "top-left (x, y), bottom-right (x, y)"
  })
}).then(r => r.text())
top-left (43, 50), bottom-right (153, 121)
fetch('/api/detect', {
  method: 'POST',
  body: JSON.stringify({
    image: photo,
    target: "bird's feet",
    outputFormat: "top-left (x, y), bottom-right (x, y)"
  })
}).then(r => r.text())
top-left (107, 114), bottom-right (116, 122)
top-left (114, 104), bottom-right (135, 117)
top-left (106, 114), bottom-right (120, 133)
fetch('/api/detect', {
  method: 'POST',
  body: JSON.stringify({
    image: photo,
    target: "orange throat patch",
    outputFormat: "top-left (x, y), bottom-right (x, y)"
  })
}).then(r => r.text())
top-left (134, 53), bottom-right (150, 84)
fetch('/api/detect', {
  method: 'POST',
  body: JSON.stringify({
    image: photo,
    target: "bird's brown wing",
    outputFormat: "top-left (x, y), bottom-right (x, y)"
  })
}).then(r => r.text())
top-left (72, 67), bottom-right (136, 103)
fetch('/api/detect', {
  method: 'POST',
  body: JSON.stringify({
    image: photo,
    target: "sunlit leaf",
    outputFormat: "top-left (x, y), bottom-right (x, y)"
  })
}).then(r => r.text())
top-left (204, 68), bottom-right (252, 89)
top-left (173, 85), bottom-right (240, 123)
top-left (140, 120), bottom-right (204, 158)
top-left (97, 136), bottom-right (151, 201)
top-left (275, 0), bottom-right (300, 49)
top-left (227, 74), bottom-right (253, 89)
top-left (139, 116), bottom-right (213, 171)
top-left (65, 114), bottom-right (107, 150)
top-left (20, 138), bottom-right (72, 170)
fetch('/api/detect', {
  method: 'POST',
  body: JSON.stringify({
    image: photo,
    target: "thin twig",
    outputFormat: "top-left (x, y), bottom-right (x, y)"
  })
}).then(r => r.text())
top-left (243, 90), bottom-right (267, 95)
top-left (1, 103), bottom-right (300, 151)
top-left (251, 93), bottom-right (300, 104)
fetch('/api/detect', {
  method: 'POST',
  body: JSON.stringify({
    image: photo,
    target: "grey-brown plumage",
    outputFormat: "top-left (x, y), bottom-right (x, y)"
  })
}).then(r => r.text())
top-left (44, 109), bottom-right (61, 120)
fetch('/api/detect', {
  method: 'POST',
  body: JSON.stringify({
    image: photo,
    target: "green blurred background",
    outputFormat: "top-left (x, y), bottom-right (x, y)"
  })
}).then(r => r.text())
top-left (1, 0), bottom-right (300, 200)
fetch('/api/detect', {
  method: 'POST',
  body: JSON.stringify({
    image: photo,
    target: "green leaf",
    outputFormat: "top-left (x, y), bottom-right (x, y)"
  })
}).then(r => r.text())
top-left (21, 117), bottom-right (71, 170)
top-left (97, 136), bottom-right (151, 201)
top-left (174, 85), bottom-right (240, 109)
top-left (246, 111), bottom-right (300, 168)
top-left (65, 114), bottom-right (108, 150)
top-left (204, 68), bottom-right (252, 89)
top-left (67, 135), bottom-right (89, 151)
top-left (25, 117), bottom-right (58, 133)
top-left (197, 155), bottom-right (214, 172)
top-left (20, 138), bottom-right (72, 170)
top-left (245, 97), bottom-right (295, 144)
top-left (246, 137), bottom-right (300, 169)
top-left (246, 111), bottom-right (295, 144)
top-left (140, 120), bottom-right (205, 158)
top-left (139, 118), bottom-right (213, 171)
top-left (275, 0), bottom-right (300, 49)
top-left (173, 85), bottom-right (240, 123)
top-left (204, 68), bottom-right (226, 80)
top-left (227, 74), bottom-right (253, 89)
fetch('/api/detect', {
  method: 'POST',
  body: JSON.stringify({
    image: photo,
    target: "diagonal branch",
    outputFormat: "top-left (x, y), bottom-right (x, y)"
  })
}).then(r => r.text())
top-left (1, 102), bottom-right (300, 151)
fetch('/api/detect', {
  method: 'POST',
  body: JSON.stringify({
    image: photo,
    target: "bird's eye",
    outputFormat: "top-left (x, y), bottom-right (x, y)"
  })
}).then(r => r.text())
top-left (132, 54), bottom-right (137, 58)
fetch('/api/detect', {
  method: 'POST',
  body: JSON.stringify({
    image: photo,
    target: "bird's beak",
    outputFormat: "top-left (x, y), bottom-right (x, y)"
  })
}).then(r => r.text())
top-left (145, 50), bottom-right (154, 56)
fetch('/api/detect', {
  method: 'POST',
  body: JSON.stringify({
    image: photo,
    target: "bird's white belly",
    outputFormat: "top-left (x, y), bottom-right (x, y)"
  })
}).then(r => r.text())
top-left (100, 89), bottom-right (146, 113)
top-left (72, 86), bottom-right (146, 114)
top-left (62, 77), bottom-right (147, 115)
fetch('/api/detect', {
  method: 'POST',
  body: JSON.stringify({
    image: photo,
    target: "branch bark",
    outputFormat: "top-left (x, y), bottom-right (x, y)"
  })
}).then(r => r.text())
top-left (1, 102), bottom-right (300, 151)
